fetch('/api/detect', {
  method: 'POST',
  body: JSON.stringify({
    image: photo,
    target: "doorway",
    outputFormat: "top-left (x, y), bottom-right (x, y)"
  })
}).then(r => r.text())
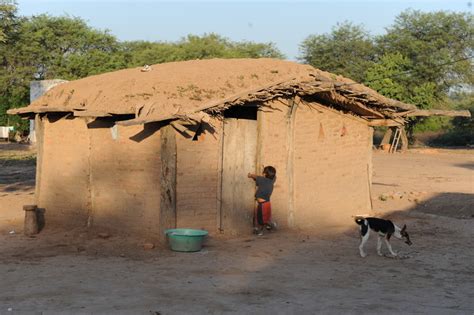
top-left (220, 106), bottom-right (258, 235)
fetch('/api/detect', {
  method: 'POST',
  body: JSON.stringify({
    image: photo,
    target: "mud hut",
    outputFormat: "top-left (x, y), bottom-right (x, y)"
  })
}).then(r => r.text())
top-left (9, 58), bottom-right (425, 238)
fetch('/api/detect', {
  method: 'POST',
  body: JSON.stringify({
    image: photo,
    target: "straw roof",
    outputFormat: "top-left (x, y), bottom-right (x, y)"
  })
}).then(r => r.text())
top-left (9, 58), bottom-right (419, 125)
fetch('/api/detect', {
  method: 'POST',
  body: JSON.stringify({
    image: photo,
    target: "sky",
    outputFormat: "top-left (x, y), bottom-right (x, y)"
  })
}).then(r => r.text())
top-left (17, 0), bottom-right (473, 60)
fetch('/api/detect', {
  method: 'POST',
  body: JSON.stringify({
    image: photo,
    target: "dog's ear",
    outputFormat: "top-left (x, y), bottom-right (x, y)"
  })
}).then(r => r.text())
top-left (401, 224), bottom-right (407, 232)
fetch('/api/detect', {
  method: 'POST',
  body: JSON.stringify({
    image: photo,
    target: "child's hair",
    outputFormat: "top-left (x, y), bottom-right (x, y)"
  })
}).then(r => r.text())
top-left (263, 166), bottom-right (276, 180)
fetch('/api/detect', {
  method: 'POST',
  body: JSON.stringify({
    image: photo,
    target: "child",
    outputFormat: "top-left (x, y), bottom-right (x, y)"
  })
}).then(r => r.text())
top-left (247, 166), bottom-right (277, 236)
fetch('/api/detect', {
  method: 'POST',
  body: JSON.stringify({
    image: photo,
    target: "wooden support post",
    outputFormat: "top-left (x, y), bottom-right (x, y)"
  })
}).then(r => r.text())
top-left (367, 128), bottom-right (374, 212)
top-left (23, 205), bottom-right (38, 236)
top-left (286, 96), bottom-right (298, 228)
top-left (159, 125), bottom-right (177, 243)
top-left (216, 119), bottom-right (224, 233)
top-left (380, 128), bottom-right (393, 147)
top-left (34, 115), bottom-right (44, 205)
top-left (400, 127), bottom-right (409, 151)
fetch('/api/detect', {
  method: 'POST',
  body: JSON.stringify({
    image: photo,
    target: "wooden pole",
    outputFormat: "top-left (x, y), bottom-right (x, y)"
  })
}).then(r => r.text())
top-left (400, 127), bottom-right (409, 151)
top-left (286, 96), bottom-right (298, 228)
top-left (159, 125), bottom-right (177, 243)
top-left (7, 117), bottom-right (10, 143)
top-left (406, 109), bottom-right (471, 117)
top-left (380, 128), bottom-right (393, 151)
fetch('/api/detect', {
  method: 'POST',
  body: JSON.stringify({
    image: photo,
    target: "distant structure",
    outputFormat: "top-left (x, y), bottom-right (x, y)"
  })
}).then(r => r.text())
top-left (29, 80), bottom-right (68, 143)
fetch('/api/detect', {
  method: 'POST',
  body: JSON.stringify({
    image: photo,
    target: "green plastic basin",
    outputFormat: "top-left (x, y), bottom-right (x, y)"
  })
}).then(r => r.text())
top-left (165, 228), bottom-right (208, 252)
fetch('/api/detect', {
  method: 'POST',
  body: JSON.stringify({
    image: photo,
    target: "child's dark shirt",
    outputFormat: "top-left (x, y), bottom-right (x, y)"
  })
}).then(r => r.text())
top-left (255, 176), bottom-right (275, 201)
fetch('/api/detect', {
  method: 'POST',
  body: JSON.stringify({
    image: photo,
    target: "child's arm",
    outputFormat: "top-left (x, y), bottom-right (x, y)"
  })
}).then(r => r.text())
top-left (247, 173), bottom-right (257, 180)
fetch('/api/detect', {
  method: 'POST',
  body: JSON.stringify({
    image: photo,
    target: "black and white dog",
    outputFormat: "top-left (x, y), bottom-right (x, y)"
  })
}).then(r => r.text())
top-left (355, 217), bottom-right (412, 257)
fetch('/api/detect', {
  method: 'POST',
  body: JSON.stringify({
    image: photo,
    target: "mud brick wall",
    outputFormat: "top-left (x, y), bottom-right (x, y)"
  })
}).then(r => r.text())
top-left (258, 99), bottom-right (291, 228)
top-left (38, 117), bottom-right (162, 235)
top-left (293, 103), bottom-right (372, 228)
top-left (36, 102), bottom-right (371, 234)
top-left (89, 122), bottom-right (162, 236)
top-left (259, 99), bottom-right (372, 229)
top-left (176, 119), bottom-right (221, 232)
top-left (37, 117), bottom-right (90, 226)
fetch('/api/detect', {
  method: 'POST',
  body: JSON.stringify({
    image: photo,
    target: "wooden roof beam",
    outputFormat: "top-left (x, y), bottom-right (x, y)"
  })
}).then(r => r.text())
top-left (405, 109), bottom-right (471, 118)
top-left (318, 91), bottom-right (385, 119)
top-left (368, 119), bottom-right (405, 127)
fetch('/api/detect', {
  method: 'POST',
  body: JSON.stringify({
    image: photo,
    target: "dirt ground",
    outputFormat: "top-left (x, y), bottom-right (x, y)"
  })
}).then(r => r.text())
top-left (0, 143), bottom-right (473, 314)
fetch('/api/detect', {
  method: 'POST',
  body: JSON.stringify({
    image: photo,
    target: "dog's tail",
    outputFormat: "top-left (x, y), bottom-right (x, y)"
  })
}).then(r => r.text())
top-left (354, 217), bottom-right (366, 225)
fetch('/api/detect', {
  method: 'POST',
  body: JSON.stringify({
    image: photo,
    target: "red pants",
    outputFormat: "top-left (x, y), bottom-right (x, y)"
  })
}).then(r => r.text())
top-left (255, 201), bottom-right (272, 225)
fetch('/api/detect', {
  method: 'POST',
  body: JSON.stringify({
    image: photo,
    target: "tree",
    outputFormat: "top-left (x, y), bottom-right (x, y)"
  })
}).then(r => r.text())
top-left (0, 11), bottom-right (126, 128)
top-left (17, 14), bottom-right (126, 80)
top-left (120, 40), bottom-right (181, 66)
top-left (120, 33), bottom-right (284, 67)
top-left (369, 10), bottom-right (473, 142)
top-left (173, 33), bottom-right (284, 60)
top-left (0, 0), bottom-right (18, 43)
top-left (378, 10), bottom-right (474, 97)
top-left (299, 22), bottom-right (376, 82)
top-left (0, 0), bottom-right (23, 128)
top-left (365, 52), bottom-right (437, 109)
top-left (449, 92), bottom-right (474, 144)
top-left (365, 52), bottom-right (411, 101)
top-left (365, 52), bottom-right (440, 141)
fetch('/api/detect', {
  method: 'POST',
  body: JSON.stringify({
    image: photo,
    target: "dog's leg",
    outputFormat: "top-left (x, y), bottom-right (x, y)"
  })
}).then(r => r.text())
top-left (384, 237), bottom-right (398, 256)
top-left (359, 229), bottom-right (369, 258)
top-left (377, 235), bottom-right (383, 256)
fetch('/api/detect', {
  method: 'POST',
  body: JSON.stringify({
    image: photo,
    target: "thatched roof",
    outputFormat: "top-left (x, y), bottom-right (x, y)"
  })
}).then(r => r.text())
top-left (9, 58), bottom-right (421, 125)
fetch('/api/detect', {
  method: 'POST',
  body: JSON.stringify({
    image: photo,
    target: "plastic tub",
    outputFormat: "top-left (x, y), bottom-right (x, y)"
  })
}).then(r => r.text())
top-left (165, 228), bottom-right (208, 252)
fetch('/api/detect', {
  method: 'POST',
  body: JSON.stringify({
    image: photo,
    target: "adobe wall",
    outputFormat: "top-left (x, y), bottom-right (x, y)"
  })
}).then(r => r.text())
top-left (258, 98), bottom-right (372, 229)
top-left (37, 116), bottom-right (90, 226)
top-left (89, 122), bottom-right (162, 236)
top-left (36, 101), bottom-right (371, 234)
top-left (293, 102), bottom-right (372, 228)
top-left (37, 117), bottom-right (162, 235)
top-left (175, 119), bottom-right (222, 233)
top-left (257, 99), bottom-right (291, 228)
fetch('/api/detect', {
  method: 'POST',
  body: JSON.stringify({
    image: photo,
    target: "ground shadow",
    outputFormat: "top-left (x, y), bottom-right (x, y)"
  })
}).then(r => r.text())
top-left (454, 162), bottom-right (474, 170)
top-left (404, 192), bottom-right (474, 219)
top-left (0, 157), bottom-right (36, 192)
top-left (0, 142), bottom-right (32, 151)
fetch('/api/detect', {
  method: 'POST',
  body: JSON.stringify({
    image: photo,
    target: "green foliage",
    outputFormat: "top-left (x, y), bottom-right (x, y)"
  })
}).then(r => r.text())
top-left (121, 33), bottom-right (284, 67)
top-left (0, 0), bottom-right (18, 43)
top-left (0, 0), bottom-right (24, 128)
top-left (301, 10), bottom-right (473, 145)
top-left (378, 10), bottom-right (474, 97)
top-left (365, 52), bottom-right (412, 101)
top-left (301, 11), bottom-right (473, 104)
top-left (412, 116), bottom-right (452, 133)
top-left (432, 92), bottom-right (474, 146)
top-left (299, 22), bottom-right (376, 82)
top-left (0, 8), bottom-right (128, 127)
top-left (366, 53), bottom-right (439, 109)
top-left (365, 52), bottom-right (439, 110)
top-left (408, 83), bottom-right (437, 109)
top-left (18, 14), bottom-right (126, 80)
top-left (121, 40), bottom-right (181, 66)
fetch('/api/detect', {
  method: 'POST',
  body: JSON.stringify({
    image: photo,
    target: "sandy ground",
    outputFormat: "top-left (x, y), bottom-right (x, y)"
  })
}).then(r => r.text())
top-left (0, 143), bottom-right (473, 314)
